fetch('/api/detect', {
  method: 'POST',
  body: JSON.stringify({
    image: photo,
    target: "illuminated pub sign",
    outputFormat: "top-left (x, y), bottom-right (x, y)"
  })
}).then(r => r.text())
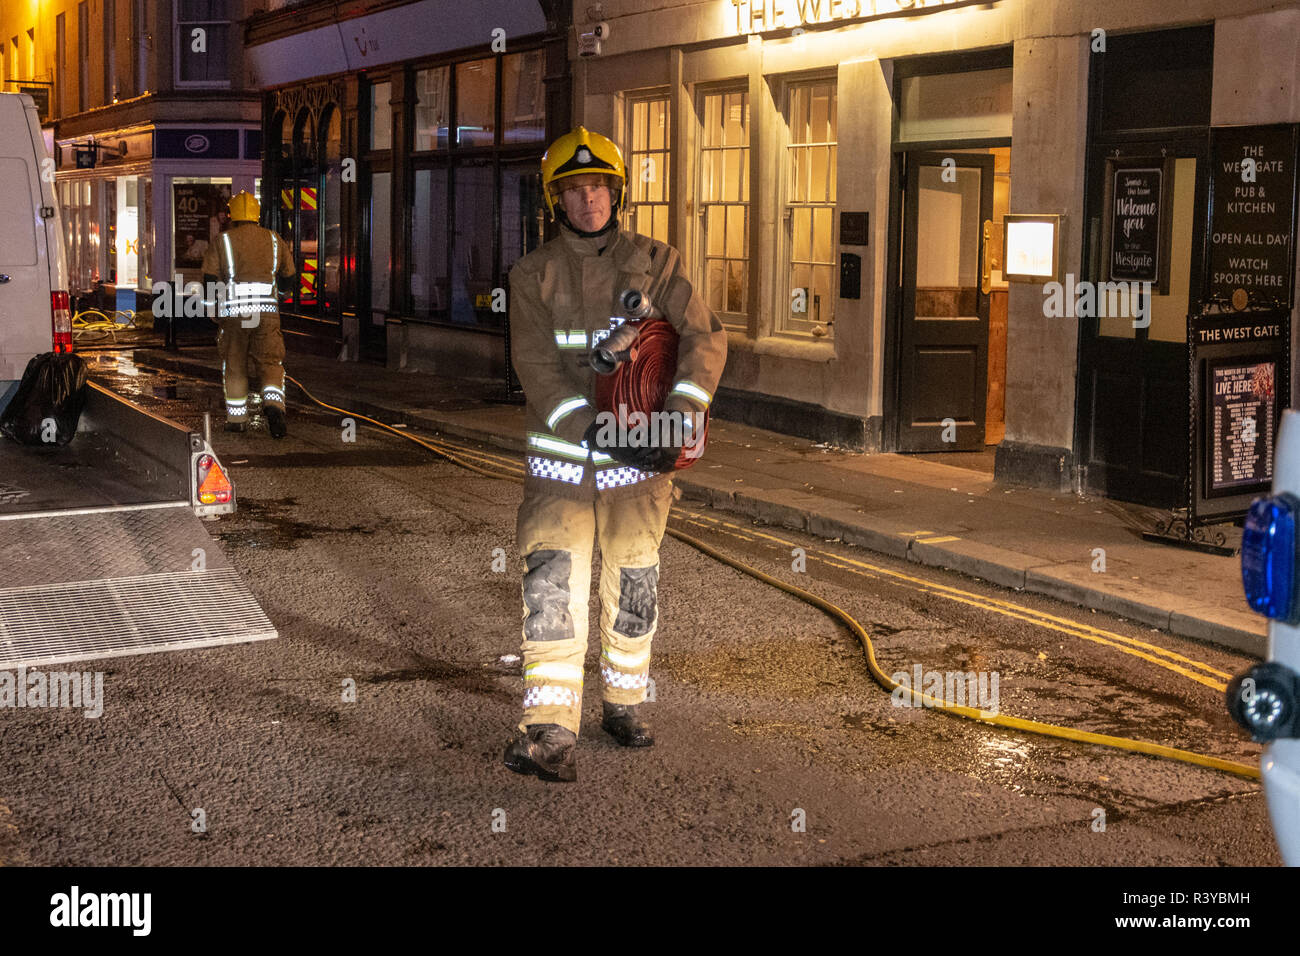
top-left (728, 0), bottom-right (961, 34)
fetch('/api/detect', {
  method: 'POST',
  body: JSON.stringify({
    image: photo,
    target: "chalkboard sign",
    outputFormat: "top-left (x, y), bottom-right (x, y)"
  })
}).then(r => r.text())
top-left (1208, 359), bottom-right (1276, 494)
top-left (1207, 124), bottom-right (1299, 310)
top-left (1109, 166), bottom-right (1162, 283)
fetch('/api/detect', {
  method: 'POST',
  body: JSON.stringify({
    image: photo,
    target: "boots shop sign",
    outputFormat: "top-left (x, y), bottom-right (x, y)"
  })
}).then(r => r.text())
top-left (728, 0), bottom-right (959, 34)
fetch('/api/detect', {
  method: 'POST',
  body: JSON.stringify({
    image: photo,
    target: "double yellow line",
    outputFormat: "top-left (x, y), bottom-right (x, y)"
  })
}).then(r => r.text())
top-left (677, 511), bottom-right (1232, 692)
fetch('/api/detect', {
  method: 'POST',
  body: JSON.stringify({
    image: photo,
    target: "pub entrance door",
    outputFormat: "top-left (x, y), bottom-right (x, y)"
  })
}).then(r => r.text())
top-left (896, 150), bottom-right (996, 452)
top-left (1074, 24), bottom-right (1214, 507)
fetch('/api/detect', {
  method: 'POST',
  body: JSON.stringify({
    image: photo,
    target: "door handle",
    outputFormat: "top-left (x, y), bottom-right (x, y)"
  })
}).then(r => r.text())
top-left (980, 219), bottom-right (993, 295)
top-left (0, 275), bottom-right (10, 283)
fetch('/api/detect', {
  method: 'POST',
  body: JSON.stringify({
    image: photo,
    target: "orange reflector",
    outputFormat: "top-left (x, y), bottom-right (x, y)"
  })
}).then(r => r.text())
top-left (197, 456), bottom-right (233, 505)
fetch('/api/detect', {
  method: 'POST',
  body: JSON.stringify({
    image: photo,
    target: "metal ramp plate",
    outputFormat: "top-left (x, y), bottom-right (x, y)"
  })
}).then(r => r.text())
top-left (0, 508), bottom-right (276, 668)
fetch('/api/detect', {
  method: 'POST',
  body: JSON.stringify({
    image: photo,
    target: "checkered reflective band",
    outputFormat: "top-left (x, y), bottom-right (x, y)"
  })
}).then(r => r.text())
top-left (262, 385), bottom-right (285, 404)
top-left (595, 464), bottom-right (655, 490)
top-left (225, 398), bottom-right (249, 420)
top-left (527, 456), bottom-right (585, 485)
top-left (523, 685), bottom-right (579, 709)
top-left (601, 665), bottom-right (649, 690)
top-left (219, 281), bottom-right (278, 317)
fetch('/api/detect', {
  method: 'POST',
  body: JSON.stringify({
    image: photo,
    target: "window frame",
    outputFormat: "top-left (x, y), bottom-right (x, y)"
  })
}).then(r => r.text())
top-left (173, 0), bottom-right (231, 90)
top-left (778, 73), bottom-right (838, 339)
top-left (622, 89), bottom-right (672, 244)
top-left (695, 81), bottom-right (751, 332)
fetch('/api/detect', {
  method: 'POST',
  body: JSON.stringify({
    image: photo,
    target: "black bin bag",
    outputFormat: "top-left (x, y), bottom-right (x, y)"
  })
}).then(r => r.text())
top-left (0, 352), bottom-right (89, 446)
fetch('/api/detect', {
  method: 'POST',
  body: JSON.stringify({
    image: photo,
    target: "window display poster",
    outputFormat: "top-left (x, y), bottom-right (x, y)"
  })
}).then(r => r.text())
top-left (116, 184), bottom-right (139, 288)
top-left (173, 183), bottom-right (230, 270)
top-left (1209, 360), bottom-right (1276, 493)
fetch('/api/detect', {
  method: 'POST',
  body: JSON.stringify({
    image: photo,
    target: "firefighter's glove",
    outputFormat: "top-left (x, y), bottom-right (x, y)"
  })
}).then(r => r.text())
top-left (583, 418), bottom-right (681, 474)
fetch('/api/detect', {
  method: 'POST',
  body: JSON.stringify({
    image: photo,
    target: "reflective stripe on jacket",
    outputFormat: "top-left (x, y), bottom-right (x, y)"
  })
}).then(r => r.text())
top-left (200, 222), bottom-right (296, 318)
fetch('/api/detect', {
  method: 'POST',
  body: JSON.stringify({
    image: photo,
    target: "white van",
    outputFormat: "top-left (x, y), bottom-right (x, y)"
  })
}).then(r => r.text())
top-left (0, 92), bottom-right (72, 415)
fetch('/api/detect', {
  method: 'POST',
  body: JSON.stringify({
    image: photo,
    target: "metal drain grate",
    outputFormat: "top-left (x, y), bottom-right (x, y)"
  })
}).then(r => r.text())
top-left (0, 568), bottom-right (276, 669)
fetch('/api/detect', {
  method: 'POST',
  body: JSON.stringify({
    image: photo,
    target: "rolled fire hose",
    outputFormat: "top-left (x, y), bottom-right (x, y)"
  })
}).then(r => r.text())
top-left (591, 292), bottom-right (710, 471)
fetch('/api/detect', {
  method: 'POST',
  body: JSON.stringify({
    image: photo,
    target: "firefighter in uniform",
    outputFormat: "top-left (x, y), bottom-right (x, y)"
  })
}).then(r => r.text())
top-left (201, 191), bottom-right (296, 438)
top-left (503, 127), bottom-right (727, 782)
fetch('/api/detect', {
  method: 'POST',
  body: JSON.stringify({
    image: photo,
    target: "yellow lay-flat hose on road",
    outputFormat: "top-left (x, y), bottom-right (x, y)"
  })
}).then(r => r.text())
top-left (283, 373), bottom-right (1260, 782)
top-left (73, 309), bottom-right (139, 342)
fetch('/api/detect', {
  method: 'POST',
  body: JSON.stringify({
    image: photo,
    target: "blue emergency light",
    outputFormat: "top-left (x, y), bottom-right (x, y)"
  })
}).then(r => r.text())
top-left (1242, 495), bottom-right (1299, 621)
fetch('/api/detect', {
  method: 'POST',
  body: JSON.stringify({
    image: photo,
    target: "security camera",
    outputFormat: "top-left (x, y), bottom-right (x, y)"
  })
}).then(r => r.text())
top-left (577, 21), bottom-right (609, 57)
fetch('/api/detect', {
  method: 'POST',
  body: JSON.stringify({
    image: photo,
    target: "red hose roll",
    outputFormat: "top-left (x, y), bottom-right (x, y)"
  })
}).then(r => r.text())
top-left (593, 318), bottom-right (709, 471)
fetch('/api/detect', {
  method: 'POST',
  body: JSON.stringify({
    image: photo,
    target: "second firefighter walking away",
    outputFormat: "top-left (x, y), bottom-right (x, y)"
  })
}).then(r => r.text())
top-left (503, 126), bottom-right (728, 782)
top-left (201, 191), bottom-right (297, 438)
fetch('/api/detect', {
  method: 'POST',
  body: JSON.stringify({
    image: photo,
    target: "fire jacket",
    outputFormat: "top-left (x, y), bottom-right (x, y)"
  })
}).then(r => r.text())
top-left (509, 225), bottom-right (728, 501)
top-left (200, 222), bottom-right (296, 319)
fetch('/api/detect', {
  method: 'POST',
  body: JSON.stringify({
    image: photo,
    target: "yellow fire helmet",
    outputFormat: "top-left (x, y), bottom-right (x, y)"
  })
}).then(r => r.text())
top-left (540, 126), bottom-right (626, 221)
top-left (228, 190), bottom-right (261, 223)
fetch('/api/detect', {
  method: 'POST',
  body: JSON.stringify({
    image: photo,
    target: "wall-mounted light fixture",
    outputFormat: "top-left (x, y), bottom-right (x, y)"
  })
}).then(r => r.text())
top-left (1002, 213), bottom-right (1061, 283)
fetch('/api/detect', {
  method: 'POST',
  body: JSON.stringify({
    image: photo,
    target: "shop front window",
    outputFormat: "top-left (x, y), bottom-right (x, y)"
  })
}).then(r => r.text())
top-left (699, 88), bottom-right (750, 328)
top-left (293, 112), bottom-right (319, 307)
top-left (104, 178), bottom-right (117, 284)
top-left (408, 48), bottom-right (548, 331)
top-left (625, 95), bottom-right (670, 243)
top-left (60, 180), bottom-right (96, 293)
top-left (321, 107), bottom-right (342, 313)
top-left (415, 67), bottom-right (450, 151)
top-left (370, 81), bottom-right (392, 150)
top-left (451, 164), bottom-right (495, 323)
top-left (455, 59), bottom-right (495, 147)
top-left (370, 171), bottom-right (392, 314)
top-left (502, 50), bottom-right (545, 144)
top-left (500, 163), bottom-right (545, 274)
top-left (171, 176), bottom-right (232, 279)
top-left (411, 166), bottom-right (449, 314)
top-left (783, 79), bottom-right (837, 336)
top-left (106, 175), bottom-right (146, 303)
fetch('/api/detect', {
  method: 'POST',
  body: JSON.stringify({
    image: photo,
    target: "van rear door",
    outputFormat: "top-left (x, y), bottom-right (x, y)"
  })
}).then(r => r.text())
top-left (0, 94), bottom-right (55, 382)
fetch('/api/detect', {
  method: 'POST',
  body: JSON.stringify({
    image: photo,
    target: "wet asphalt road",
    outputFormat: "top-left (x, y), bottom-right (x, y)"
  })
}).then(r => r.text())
top-left (0, 352), bottom-right (1282, 866)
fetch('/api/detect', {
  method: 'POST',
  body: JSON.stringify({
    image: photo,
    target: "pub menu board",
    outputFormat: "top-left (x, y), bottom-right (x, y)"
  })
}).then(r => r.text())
top-left (1208, 359), bottom-right (1276, 494)
top-left (172, 183), bottom-right (230, 270)
top-left (1108, 165), bottom-right (1164, 286)
top-left (1190, 310), bottom-right (1289, 525)
top-left (1207, 124), bottom-right (1299, 310)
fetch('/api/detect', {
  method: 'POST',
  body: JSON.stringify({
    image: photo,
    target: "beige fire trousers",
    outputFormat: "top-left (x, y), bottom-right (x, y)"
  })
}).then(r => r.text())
top-left (216, 312), bottom-right (287, 422)
top-left (515, 478), bottom-right (674, 735)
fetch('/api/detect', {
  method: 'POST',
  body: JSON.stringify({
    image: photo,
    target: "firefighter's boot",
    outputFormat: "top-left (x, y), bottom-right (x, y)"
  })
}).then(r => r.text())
top-left (503, 723), bottom-right (578, 782)
top-left (601, 701), bottom-right (654, 747)
top-left (264, 404), bottom-right (288, 439)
